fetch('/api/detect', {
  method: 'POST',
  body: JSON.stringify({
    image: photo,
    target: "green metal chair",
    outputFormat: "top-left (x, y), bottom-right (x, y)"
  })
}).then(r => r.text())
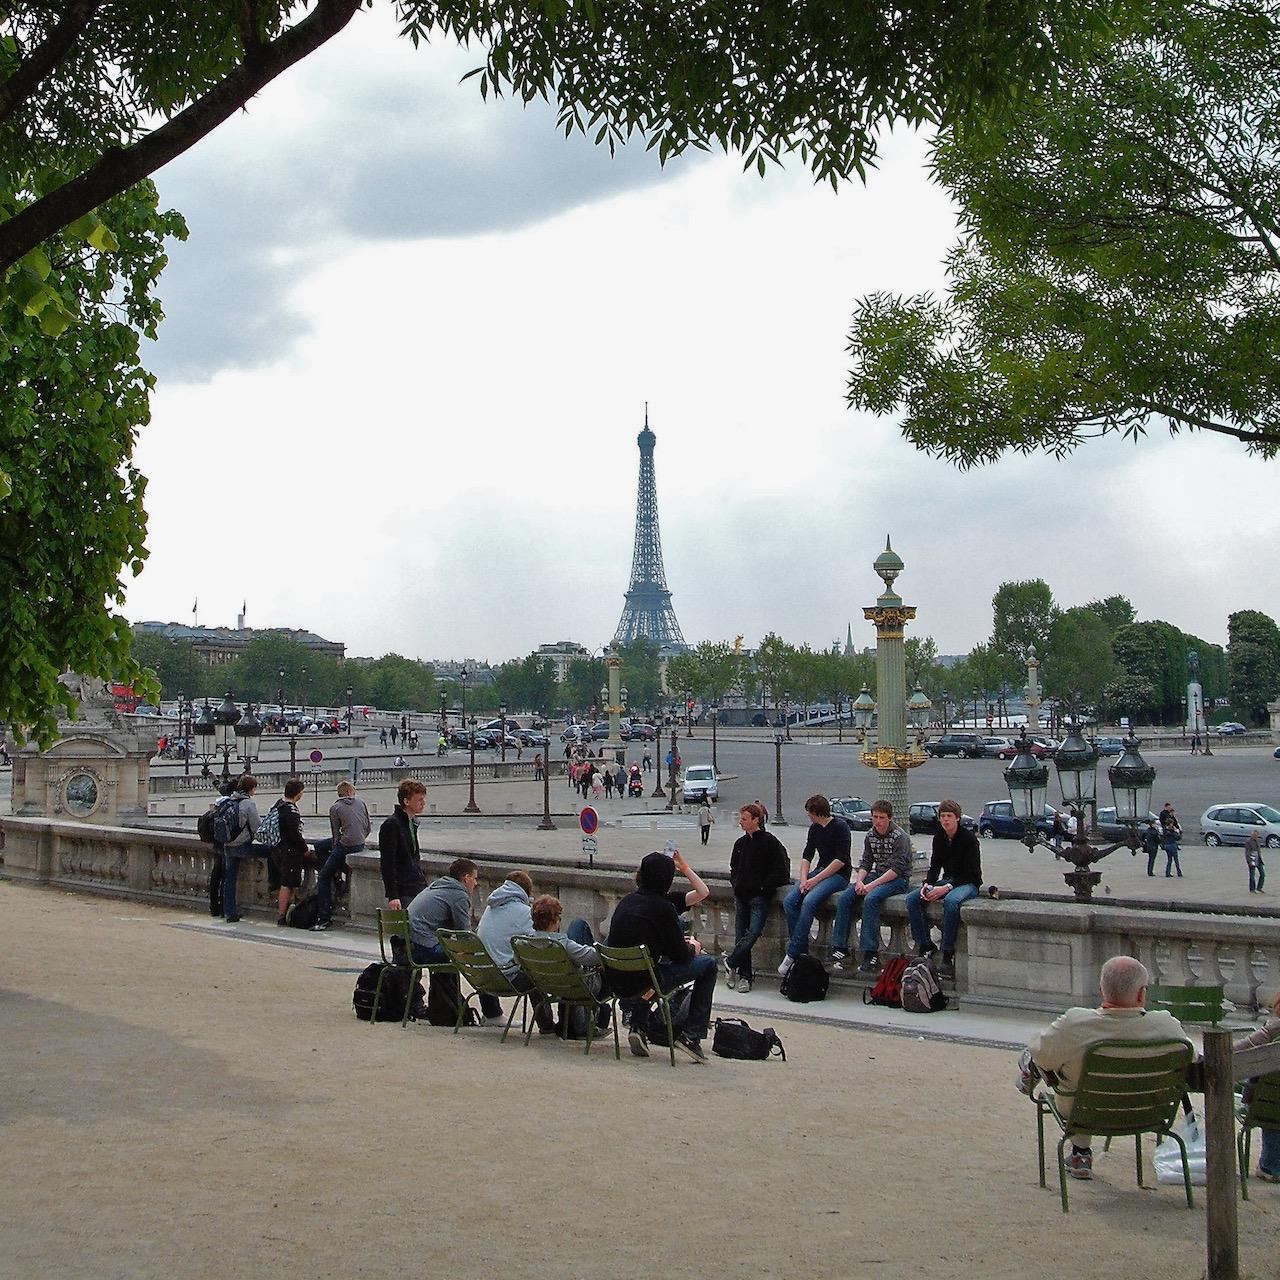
top-left (372, 908), bottom-right (455, 1028)
top-left (1237, 1071), bottom-right (1280, 1200)
top-left (510, 934), bottom-right (611, 1055)
top-left (1033, 1038), bottom-right (1197, 1212)
top-left (595, 943), bottom-right (692, 1069)
top-left (1145, 984), bottom-right (1226, 1025)
top-left (434, 929), bottom-right (530, 1041)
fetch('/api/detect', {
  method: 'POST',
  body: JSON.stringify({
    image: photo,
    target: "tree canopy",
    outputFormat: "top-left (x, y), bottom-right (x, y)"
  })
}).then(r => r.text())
top-left (846, 0), bottom-right (1280, 462)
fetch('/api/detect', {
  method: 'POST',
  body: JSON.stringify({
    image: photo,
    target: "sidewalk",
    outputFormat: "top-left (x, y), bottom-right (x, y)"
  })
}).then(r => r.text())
top-left (3, 878), bottom-right (1276, 1280)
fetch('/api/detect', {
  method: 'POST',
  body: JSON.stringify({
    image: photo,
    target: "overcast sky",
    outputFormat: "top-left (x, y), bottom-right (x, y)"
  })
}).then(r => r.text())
top-left (122, 6), bottom-right (1280, 665)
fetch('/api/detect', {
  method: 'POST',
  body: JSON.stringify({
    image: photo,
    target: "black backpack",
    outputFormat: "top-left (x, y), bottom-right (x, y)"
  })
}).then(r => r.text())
top-left (286, 896), bottom-right (320, 929)
top-left (353, 963), bottom-right (422, 1022)
top-left (780, 954), bottom-right (829, 1003)
top-left (197, 804), bottom-right (218, 844)
top-left (210, 795), bottom-right (243, 845)
top-left (711, 1017), bottom-right (786, 1060)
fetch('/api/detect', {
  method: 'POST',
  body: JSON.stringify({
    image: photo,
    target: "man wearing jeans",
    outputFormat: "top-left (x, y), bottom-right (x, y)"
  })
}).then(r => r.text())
top-left (904, 798), bottom-right (981, 977)
top-left (310, 780), bottom-right (371, 931)
top-left (830, 799), bottom-right (911, 975)
top-left (778, 796), bottom-right (851, 978)
top-left (725, 802), bottom-right (790, 995)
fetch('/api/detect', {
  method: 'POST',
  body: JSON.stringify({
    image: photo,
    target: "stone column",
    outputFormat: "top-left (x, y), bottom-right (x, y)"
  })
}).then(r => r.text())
top-left (603, 654), bottom-right (625, 763)
top-left (860, 538), bottom-right (926, 813)
top-left (1025, 644), bottom-right (1041, 732)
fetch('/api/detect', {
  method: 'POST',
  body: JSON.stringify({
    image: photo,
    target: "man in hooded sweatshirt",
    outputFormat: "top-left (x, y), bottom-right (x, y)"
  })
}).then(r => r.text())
top-left (477, 869), bottom-right (550, 1029)
top-left (408, 857), bottom-right (483, 1024)
top-left (606, 848), bottom-right (715, 1063)
top-left (311, 780), bottom-right (371, 931)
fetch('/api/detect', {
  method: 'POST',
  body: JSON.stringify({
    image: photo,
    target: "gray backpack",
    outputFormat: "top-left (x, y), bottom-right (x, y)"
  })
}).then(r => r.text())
top-left (900, 956), bottom-right (947, 1013)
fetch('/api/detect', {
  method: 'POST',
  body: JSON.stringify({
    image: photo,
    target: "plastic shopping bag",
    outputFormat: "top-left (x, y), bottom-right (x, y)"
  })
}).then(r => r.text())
top-left (1153, 1112), bottom-right (1207, 1186)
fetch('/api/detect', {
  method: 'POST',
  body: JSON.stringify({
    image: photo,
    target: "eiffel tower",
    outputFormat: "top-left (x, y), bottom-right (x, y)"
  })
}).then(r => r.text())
top-left (612, 408), bottom-right (686, 650)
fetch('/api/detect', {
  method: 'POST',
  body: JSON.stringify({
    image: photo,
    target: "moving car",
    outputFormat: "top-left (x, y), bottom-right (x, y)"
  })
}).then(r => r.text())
top-left (1199, 803), bottom-right (1280, 847)
top-left (1216, 722), bottom-right (1248, 736)
top-left (924, 733), bottom-right (986, 759)
top-left (907, 802), bottom-right (979, 836)
top-left (681, 765), bottom-right (719, 803)
top-left (830, 797), bottom-right (873, 830)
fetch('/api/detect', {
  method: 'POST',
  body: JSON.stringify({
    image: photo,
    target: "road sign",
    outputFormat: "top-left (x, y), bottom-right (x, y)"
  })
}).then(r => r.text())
top-left (581, 834), bottom-right (598, 867)
top-left (309, 748), bottom-right (324, 765)
top-left (579, 806), bottom-right (598, 835)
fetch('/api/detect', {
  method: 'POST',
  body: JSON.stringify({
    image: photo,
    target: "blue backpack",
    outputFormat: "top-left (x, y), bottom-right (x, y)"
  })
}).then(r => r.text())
top-left (210, 795), bottom-right (243, 845)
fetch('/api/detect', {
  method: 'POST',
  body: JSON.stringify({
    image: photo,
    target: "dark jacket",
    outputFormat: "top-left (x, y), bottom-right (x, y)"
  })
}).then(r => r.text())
top-left (925, 825), bottom-right (982, 891)
top-left (276, 799), bottom-right (307, 856)
top-left (729, 828), bottom-right (791, 900)
top-left (607, 887), bottom-right (694, 997)
top-left (379, 804), bottom-right (426, 903)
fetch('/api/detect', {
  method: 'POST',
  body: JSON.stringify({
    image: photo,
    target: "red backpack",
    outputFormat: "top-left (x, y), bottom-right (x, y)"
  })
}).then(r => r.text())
top-left (862, 955), bottom-right (910, 1007)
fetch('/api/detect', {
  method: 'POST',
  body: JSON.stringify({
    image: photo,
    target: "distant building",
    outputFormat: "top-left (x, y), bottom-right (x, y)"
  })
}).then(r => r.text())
top-left (536, 641), bottom-right (590, 684)
top-left (432, 659), bottom-right (492, 686)
top-left (131, 620), bottom-right (344, 666)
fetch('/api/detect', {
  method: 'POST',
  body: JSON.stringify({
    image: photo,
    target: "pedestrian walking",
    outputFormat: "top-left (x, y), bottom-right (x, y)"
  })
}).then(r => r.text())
top-left (1142, 819), bottom-right (1161, 876)
top-left (698, 794), bottom-right (714, 845)
top-left (379, 727), bottom-right (388, 747)
top-left (642, 747), bottom-right (652, 773)
top-left (533, 753), bottom-right (544, 782)
top-left (1190, 731), bottom-right (1201, 755)
top-left (389, 725), bottom-right (398, 747)
top-left (603, 769), bottom-right (614, 799)
top-left (1246, 830), bottom-right (1267, 893)
top-left (1160, 803), bottom-right (1183, 877)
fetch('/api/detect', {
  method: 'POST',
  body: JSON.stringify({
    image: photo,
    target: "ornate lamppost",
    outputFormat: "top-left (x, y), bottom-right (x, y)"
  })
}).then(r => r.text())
top-left (773, 730), bottom-right (787, 826)
top-left (651, 692), bottom-right (666, 800)
top-left (1004, 728), bottom-right (1156, 901)
top-left (940, 686), bottom-right (950, 731)
top-left (1024, 647), bottom-right (1041, 733)
top-left (193, 698), bottom-right (217, 779)
top-left (859, 539), bottom-right (927, 814)
top-left (665, 727), bottom-right (679, 811)
top-left (539, 732), bottom-right (556, 830)
top-left (346, 686), bottom-right (353, 730)
top-left (852, 683), bottom-right (876, 743)
top-left (711, 696), bottom-right (720, 770)
top-left (465, 714), bottom-right (481, 813)
top-left (212, 692), bottom-right (242, 786)
top-left (784, 689), bottom-right (792, 741)
top-left (907, 685), bottom-right (932, 738)
top-left (685, 688), bottom-right (694, 739)
top-left (500, 702), bottom-right (508, 762)
top-left (236, 704), bottom-right (263, 776)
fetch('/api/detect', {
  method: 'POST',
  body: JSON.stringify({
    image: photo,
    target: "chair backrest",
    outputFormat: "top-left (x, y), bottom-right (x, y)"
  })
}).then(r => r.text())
top-left (1242, 1072), bottom-right (1280, 1130)
top-left (377, 908), bottom-right (411, 966)
top-left (1067, 1039), bottom-right (1195, 1139)
top-left (436, 929), bottom-right (519, 996)
top-left (1145, 985), bottom-right (1225, 1025)
top-left (510, 935), bottom-right (598, 1003)
top-left (596, 943), bottom-right (661, 994)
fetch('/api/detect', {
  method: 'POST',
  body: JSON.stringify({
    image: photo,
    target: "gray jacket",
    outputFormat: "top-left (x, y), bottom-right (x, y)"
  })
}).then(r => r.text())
top-left (225, 795), bottom-right (260, 852)
top-left (407, 876), bottom-right (472, 951)
top-left (859, 823), bottom-right (912, 881)
top-left (477, 881), bottom-right (533, 975)
top-left (329, 794), bottom-right (371, 847)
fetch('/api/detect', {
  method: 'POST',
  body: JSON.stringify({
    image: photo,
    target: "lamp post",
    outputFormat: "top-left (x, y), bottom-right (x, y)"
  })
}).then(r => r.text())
top-left (651, 693), bottom-right (666, 799)
top-left (940, 687), bottom-right (950, 731)
top-left (235, 703), bottom-right (263, 776)
top-left (193, 698), bottom-right (217, 779)
top-left (784, 689), bottom-right (792, 741)
top-left (1004, 728), bottom-right (1156, 901)
top-left (300, 665), bottom-right (308, 718)
top-left (465, 714), bottom-right (480, 813)
top-left (907, 684), bottom-right (932, 737)
top-left (686, 689), bottom-right (694, 739)
top-left (499, 702), bottom-right (508, 762)
top-left (665, 727), bottom-right (679, 811)
top-left (711, 697), bottom-right (719, 771)
top-left (212, 691), bottom-right (242, 787)
top-left (773, 731), bottom-right (787, 825)
top-left (346, 686), bottom-right (353, 731)
top-left (852, 683), bottom-right (876, 744)
top-left (539, 733), bottom-right (556, 830)
top-left (439, 689), bottom-right (448, 739)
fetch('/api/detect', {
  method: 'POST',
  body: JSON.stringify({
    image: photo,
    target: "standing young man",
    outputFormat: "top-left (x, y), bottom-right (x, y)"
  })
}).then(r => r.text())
top-left (830, 798), bottom-right (912, 974)
top-left (272, 777), bottom-right (309, 926)
top-left (778, 795), bottom-right (851, 978)
top-left (379, 778), bottom-right (428, 909)
top-left (725, 802), bottom-right (790, 994)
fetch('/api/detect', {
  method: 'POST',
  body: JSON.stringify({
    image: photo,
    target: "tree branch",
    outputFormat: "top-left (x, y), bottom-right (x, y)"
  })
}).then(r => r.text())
top-left (0, 0), bottom-right (103, 127)
top-left (239, 0), bottom-right (265, 63)
top-left (0, 0), bottom-right (361, 274)
top-left (1131, 396), bottom-right (1280, 450)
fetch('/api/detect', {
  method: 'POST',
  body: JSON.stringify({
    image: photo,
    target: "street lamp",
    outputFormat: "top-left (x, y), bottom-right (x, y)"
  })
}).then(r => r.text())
top-left (773, 731), bottom-right (787, 826)
top-left (193, 698), bottom-right (216, 778)
top-left (346, 686), bottom-right (353, 730)
top-left (852, 684), bottom-right (876, 742)
top-left (907, 685), bottom-right (932, 734)
top-left (465, 714), bottom-right (480, 813)
top-left (213, 691), bottom-right (242, 786)
top-left (234, 703), bottom-right (263, 775)
top-left (300, 665), bottom-right (308, 718)
top-left (1004, 728), bottom-right (1156, 900)
top-left (940, 687), bottom-right (950, 731)
top-left (665, 728), bottom-right (679, 811)
top-left (784, 689), bottom-right (792, 741)
top-left (499, 702), bottom-right (508, 762)
top-left (539, 733), bottom-right (556, 831)
top-left (651, 693), bottom-right (666, 799)
top-left (710, 695), bottom-right (719, 771)
top-left (686, 689), bottom-right (694, 739)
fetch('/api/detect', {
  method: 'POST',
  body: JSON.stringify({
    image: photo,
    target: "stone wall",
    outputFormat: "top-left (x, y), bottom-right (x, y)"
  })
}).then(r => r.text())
top-left (3, 815), bottom-right (1276, 1016)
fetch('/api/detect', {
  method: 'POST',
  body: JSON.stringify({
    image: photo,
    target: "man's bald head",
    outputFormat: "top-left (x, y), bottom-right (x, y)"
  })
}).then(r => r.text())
top-left (1099, 955), bottom-right (1149, 1007)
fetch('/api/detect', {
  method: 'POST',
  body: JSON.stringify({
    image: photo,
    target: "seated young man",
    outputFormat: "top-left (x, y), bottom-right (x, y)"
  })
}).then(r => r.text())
top-left (778, 795), bottom-right (850, 978)
top-left (606, 849), bottom-right (714, 1062)
top-left (904, 798), bottom-right (981, 977)
top-left (829, 798), bottom-right (911, 974)
top-left (408, 858), bottom-right (493, 1023)
top-left (529, 893), bottom-right (611, 1036)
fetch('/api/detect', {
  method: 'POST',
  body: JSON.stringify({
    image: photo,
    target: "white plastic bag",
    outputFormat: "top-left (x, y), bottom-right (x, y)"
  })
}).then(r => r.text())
top-left (1153, 1112), bottom-right (1207, 1186)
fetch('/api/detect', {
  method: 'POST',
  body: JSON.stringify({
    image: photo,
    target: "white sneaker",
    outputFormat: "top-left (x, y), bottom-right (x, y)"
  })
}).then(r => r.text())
top-left (778, 955), bottom-right (795, 978)
top-left (723, 958), bottom-right (738, 989)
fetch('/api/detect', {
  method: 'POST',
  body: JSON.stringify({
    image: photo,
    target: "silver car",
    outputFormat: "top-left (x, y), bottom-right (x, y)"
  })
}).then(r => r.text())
top-left (681, 765), bottom-right (719, 803)
top-left (1198, 803), bottom-right (1280, 848)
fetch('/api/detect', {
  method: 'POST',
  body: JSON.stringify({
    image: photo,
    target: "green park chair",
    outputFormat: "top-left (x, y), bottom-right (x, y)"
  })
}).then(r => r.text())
top-left (595, 943), bottom-right (693, 1069)
top-left (1145, 984), bottom-right (1226, 1025)
top-left (434, 929), bottom-right (531, 1041)
top-left (373, 907), bottom-right (455, 1028)
top-left (510, 934), bottom-right (611, 1055)
top-left (1237, 1071), bottom-right (1280, 1200)
top-left (1033, 1038), bottom-right (1197, 1212)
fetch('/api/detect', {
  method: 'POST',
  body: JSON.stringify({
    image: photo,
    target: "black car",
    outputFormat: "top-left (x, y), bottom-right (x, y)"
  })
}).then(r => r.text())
top-left (1094, 807), bottom-right (1160, 842)
top-left (629, 723), bottom-right (658, 741)
top-left (908, 802), bottom-right (979, 836)
top-left (830, 797), bottom-right (873, 831)
top-left (924, 733), bottom-right (986, 759)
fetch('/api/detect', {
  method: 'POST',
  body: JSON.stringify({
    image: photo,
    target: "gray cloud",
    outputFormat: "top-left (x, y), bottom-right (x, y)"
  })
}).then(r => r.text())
top-left (149, 65), bottom-right (692, 382)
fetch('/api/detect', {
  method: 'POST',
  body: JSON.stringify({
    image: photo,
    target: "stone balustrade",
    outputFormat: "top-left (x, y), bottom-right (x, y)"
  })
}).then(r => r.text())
top-left (3, 814), bottom-right (1276, 1016)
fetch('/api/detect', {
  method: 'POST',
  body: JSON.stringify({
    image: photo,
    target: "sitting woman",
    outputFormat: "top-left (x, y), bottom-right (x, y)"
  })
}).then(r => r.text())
top-left (1235, 990), bottom-right (1280, 1183)
top-left (530, 894), bottom-right (610, 1036)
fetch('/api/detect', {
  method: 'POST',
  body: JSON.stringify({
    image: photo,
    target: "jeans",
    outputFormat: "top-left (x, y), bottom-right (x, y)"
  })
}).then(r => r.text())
top-left (782, 876), bottom-right (849, 958)
top-left (654, 953), bottom-right (717, 1040)
top-left (221, 846), bottom-right (261, 920)
top-left (1250, 858), bottom-right (1267, 892)
top-left (1260, 1126), bottom-right (1280, 1176)
top-left (832, 878), bottom-right (908, 954)
top-left (311, 838), bottom-right (359, 923)
top-left (905, 882), bottom-right (978, 952)
top-left (727, 894), bottom-right (772, 980)
top-left (1164, 839), bottom-right (1182, 876)
top-left (410, 941), bottom-right (502, 1019)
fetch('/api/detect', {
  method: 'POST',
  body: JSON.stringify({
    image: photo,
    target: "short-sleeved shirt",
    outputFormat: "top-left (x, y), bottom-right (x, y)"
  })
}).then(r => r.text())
top-left (801, 817), bottom-right (851, 881)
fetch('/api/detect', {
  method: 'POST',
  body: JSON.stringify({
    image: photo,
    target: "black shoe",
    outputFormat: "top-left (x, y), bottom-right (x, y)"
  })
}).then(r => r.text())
top-left (628, 1026), bottom-right (650, 1058)
top-left (223, 915), bottom-right (241, 923)
top-left (675, 1034), bottom-right (708, 1064)
top-left (918, 942), bottom-right (938, 958)
top-left (409, 1002), bottom-right (429, 1022)
top-left (857, 952), bottom-right (881, 975)
top-left (596, 1005), bottom-right (613, 1033)
top-left (276, 915), bottom-right (288, 926)
top-left (939, 950), bottom-right (956, 977)
top-left (311, 919), bottom-right (332, 932)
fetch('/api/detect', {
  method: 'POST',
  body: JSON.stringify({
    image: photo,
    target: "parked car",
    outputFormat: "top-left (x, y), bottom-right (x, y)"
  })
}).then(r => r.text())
top-left (1094, 807), bottom-right (1160, 842)
top-left (1216, 722), bottom-right (1248, 736)
top-left (991, 736), bottom-right (1056, 759)
top-left (1094, 737), bottom-right (1126, 757)
top-left (560, 725), bottom-right (590, 743)
top-left (924, 733), bottom-right (986, 759)
top-left (629, 723), bottom-right (658, 741)
top-left (907, 802), bottom-right (979, 836)
top-left (1199, 803), bottom-right (1280, 847)
top-left (830, 797), bottom-right (873, 830)
top-left (681, 765), bottom-right (719, 802)
top-left (978, 800), bottom-right (1059, 840)
top-left (982, 737), bottom-right (1018, 759)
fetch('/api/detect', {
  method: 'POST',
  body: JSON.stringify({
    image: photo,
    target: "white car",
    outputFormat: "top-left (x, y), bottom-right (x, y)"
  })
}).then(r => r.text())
top-left (681, 765), bottom-right (719, 803)
top-left (1199, 803), bottom-right (1280, 847)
